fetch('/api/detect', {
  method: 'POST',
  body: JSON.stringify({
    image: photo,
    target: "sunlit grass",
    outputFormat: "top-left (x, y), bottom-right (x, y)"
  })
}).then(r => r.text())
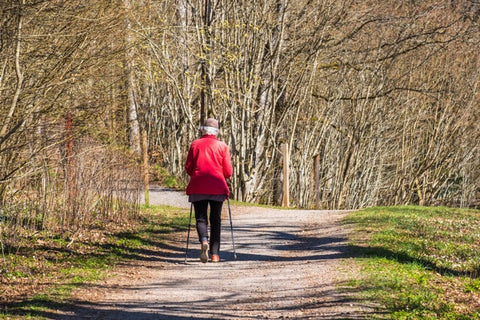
top-left (346, 205), bottom-right (480, 319)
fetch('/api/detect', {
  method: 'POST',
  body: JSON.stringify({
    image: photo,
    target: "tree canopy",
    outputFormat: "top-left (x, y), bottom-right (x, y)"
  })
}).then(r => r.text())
top-left (0, 0), bottom-right (479, 243)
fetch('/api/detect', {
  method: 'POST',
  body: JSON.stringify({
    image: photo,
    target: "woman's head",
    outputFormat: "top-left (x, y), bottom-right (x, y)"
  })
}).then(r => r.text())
top-left (201, 118), bottom-right (219, 135)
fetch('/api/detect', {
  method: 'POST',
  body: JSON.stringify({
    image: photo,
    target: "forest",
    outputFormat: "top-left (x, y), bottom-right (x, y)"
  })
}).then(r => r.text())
top-left (1, 0), bottom-right (480, 242)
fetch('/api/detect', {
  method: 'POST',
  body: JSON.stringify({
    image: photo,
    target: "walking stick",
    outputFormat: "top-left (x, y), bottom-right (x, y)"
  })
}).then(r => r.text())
top-left (227, 198), bottom-right (237, 260)
top-left (184, 203), bottom-right (193, 264)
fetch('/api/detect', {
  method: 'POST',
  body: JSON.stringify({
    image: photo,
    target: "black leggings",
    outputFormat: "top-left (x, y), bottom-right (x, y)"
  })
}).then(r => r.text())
top-left (193, 200), bottom-right (223, 255)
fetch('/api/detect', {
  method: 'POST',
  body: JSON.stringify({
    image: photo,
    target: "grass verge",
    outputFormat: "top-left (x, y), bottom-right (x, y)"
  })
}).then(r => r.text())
top-left (0, 204), bottom-right (189, 319)
top-left (345, 205), bottom-right (480, 319)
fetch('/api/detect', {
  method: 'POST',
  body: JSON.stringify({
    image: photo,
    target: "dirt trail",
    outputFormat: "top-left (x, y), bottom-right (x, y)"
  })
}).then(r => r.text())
top-left (60, 188), bottom-right (374, 319)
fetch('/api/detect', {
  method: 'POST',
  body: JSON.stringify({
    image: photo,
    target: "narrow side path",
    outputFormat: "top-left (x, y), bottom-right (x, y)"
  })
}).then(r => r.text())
top-left (59, 190), bottom-right (375, 319)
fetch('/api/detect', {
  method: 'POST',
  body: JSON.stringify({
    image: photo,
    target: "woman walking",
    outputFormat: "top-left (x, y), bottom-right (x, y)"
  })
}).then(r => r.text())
top-left (185, 118), bottom-right (233, 263)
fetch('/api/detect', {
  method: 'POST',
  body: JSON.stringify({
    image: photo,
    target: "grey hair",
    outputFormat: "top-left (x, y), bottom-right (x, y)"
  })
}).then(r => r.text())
top-left (200, 126), bottom-right (219, 135)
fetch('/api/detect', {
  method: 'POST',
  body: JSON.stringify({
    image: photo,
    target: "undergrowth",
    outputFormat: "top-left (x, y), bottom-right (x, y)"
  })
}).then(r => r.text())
top-left (0, 204), bottom-right (189, 319)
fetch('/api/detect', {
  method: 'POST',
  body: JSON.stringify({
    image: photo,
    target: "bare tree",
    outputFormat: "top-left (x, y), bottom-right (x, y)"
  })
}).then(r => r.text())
top-left (132, 0), bottom-right (479, 209)
top-left (3, 0), bottom-right (476, 217)
top-left (0, 0), bottom-right (142, 251)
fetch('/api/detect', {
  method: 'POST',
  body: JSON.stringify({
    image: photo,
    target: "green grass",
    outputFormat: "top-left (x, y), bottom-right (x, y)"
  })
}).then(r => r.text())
top-left (153, 166), bottom-right (184, 189)
top-left (345, 206), bottom-right (480, 319)
top-left (0, 204), bottom-right (190, 319)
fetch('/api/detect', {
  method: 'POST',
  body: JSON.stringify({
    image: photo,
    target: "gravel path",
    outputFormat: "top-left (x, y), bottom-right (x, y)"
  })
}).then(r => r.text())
top-left (141, 185), bottom-right (191, 208)
top-left (61, 187), bottom-right (375, 319)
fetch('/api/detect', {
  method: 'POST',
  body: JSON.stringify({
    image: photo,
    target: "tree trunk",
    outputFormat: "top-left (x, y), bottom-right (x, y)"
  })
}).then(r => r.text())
top-left (124, 0), bottom-right (141, 154)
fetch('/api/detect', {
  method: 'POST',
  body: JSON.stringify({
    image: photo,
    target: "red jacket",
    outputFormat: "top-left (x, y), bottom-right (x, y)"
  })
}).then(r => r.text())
top-left (185, 135), bottom-right (233, 196)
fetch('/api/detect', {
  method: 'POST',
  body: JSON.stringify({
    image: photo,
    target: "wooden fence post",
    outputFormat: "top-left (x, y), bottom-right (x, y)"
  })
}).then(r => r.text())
top-left (282, 143), bottom-right (289, 207)
top-left (65, 111), bottom-right (75, 202)
top-left (142, 129), bottom-right (150, 206)
top-left (314, 154), bottom-right (320, 209)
